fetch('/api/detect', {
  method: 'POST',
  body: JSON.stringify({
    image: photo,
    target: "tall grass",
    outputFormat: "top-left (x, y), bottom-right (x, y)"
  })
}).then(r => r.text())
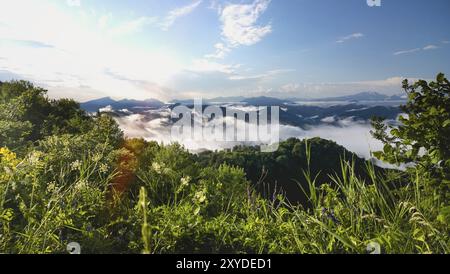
top-left (1, 141), bottom-right (448, 254)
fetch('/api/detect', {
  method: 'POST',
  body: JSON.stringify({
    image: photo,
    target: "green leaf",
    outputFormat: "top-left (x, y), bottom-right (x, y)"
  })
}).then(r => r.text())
top-left (443, 119), bottom-right (450, 128)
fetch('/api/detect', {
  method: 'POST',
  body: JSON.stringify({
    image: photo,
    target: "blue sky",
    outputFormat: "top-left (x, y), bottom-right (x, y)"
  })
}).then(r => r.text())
top-left (0, 0), bottom-right (449, 101)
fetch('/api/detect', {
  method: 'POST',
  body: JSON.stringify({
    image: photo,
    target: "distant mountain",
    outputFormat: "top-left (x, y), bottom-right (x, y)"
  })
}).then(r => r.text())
top-left (114, 98), bottom-right (165, 109)
top-left (81, 93), bottom-right (402, 126)
top-left (289, 92), bottom-right (406, 102)
top-left (80, 97), bottom-right (117, 112)
top-left (328, 91), bottom-right (388, 101)
top-left (171, 92), bottom-right (405, 107)
top-left (241, 96), bottom-right (293, 106)
top-left (170, 96), bottom-right (292, 106)
top-left (169, 99), bottom-right (193, 105)
top-left (208, 96), bottom-right (246, 103)
top-left (276, 103), bottom-right (400, 128)
top-left (170, 96), bottom-right (246, 105)
top-left (81, 97), bottom-right (165, 112)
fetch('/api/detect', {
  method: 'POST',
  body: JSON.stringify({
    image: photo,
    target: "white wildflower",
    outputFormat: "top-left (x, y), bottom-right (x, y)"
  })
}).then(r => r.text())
top-left (181, 176), bottom-right (191, 187)
top-left (74, 180), bottom-right (88, 191)
top-left (99, 163), bottom-right (109, 173)
top-left (152, 162), bottom-right (162, 174)
top-left (47, 182), bottom-right (56, 193)
top-left (70, 160), bottom-right (81, 171)
top-left (194, 189), bottom-right (207, 204)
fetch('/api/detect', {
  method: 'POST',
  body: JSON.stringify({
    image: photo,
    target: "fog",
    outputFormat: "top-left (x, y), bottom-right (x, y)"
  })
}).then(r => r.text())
top-left (115, 113), bottom-right (384, 160)
top-left (278, 122), bottom-right (383, 159)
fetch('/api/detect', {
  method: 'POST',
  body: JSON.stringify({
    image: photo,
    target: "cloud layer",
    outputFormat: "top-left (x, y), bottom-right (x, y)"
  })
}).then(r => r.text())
top-left (115, 112), bottom-right (383, 160)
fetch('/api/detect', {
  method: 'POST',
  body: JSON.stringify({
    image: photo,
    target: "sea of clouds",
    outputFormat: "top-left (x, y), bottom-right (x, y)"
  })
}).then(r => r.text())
top-left (114, 111), bottom-right (385, 161)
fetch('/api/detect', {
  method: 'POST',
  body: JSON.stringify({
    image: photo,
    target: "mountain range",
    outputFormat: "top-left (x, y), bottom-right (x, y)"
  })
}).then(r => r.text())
top-left (80, 97), bottom-right (165, 112)
top-left (81, 91), bottom-right (406, 112)
top-left (288, 91), bottom-right (406, 103)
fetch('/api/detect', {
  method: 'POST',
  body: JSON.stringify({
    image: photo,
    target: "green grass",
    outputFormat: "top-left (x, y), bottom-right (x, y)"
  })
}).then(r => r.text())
top-left (0, 140), bottom-right (448, 254)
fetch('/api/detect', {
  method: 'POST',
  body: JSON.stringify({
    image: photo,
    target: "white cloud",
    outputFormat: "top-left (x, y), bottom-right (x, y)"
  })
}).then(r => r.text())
top-left (228, 69), bottom-right (295, 81)
top-left (160, 0), bottom-right (203, 31)
top-left (349, 77), bottom-right (414, 87)
top-left (115, 111), bottom-right (384, 160)
top-left (0, 0), bottom-right (183, 101)
top-left (108, 16), bottom-right (158, 36)
top-left (393, 48), bottom-right (421, 56)
top-left (220, 0), bottom-right (272, 46)
top-left (394, 44), bottom-right (439, 56)
top-left (280, 83), bottom-right (300, 93)
top-left (423, 44), bottom-right (438, 50)
top-left (336, 33), bottom-right (364, 43)
top-left (272, 76), bottom-right (425, 98)
top-left (287, 121), bottom-right (383, 159)
top-left (97, 1), bottom-right (203, 35)
top-left (99, 105), bottom-right (113, 113)
top-left (206, 0), bottom-right (272, 59)
top-left (66, 0), bottom-right (81, 7)
top-left (204, 43), bottom-right (230, 59)
top-left (321, 116), bottom-right (336, 123)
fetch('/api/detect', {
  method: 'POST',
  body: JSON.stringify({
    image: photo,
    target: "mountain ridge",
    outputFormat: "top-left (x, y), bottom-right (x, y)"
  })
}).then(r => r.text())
top-left (81, 97), bottom-right (165, 112)
top-left (288, 91), bottom-right (406, 102)
top-left (80, 91), bottom-right (406, 112)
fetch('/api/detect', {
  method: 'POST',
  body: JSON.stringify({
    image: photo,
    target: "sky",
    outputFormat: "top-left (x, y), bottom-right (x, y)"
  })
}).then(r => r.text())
top-left (0, 0), bottom-right (449, 102)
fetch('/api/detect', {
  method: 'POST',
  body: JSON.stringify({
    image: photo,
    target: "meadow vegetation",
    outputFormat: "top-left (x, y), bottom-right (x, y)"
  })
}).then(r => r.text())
top-left (0, 74), bottom-right (448, 254)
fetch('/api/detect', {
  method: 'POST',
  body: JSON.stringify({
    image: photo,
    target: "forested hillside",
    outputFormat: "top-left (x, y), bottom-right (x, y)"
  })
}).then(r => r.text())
top-left (0, 75), bottom-right (448, 254)
top-left (198, 138), bottom-right (375, 205)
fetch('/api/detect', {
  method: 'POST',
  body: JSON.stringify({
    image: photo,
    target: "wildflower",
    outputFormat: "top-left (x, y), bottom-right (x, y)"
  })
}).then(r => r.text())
top-left (27, 151), bottom-right (42, 166)
top-left (176, 176), bottom-right (191, 194)
top-left (0, 147), bottom-right (18, 165)
top-left (92, 153), bottom-right (102, 162)
top-left (194, 189), bottom-right (207, 204)
top-left (0, 147), bottom-right (19, 181)
top-left (180, 176), bottom-right (191, 187)
top-left (152, 162), bottom-right (162, 174)
top-left (151, 162), bottom-right (172, 175)
top-left (70, 160), bottom-right (81, 171)
top-left (47, 182), bottom-right (57, 193)
top-left (74, 180), bottom-right (88, 191)
top-left (99, 163), bottom-right (109, 173)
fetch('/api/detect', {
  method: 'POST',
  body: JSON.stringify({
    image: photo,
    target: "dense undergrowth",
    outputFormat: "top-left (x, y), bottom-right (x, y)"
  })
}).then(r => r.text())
top-left (0, 75), bottom-right (448, 254)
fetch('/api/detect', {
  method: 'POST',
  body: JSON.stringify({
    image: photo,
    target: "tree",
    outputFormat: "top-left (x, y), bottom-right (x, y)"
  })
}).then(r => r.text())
top-left (0, 99), bottom-right (32, 151)
top-left (0, 80), bottom-right (96, 152)
top-left (371, 73), bottom-right (450, 222)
